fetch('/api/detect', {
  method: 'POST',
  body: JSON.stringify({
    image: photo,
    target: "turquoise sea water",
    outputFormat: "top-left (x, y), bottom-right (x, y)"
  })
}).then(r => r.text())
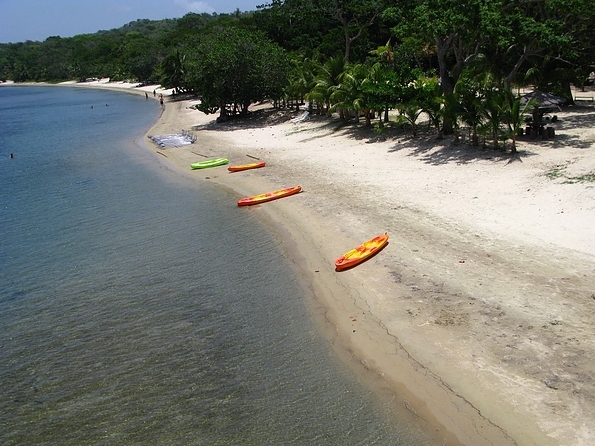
top-left (0, 86), bottom-right (438, 445)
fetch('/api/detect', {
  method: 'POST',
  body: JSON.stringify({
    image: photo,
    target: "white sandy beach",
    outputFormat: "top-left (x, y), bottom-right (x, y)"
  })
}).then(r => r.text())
top-left (69, 80), bottom-right (595, 445)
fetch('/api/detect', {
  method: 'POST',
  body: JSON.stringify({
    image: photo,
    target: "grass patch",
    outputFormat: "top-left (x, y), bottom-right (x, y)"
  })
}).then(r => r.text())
top-left (543, 166), bottom-right (567, 180)
top-left (563, 173), bottom-right (595, 184)
top-left (544, 166), bottom-right (595, 183)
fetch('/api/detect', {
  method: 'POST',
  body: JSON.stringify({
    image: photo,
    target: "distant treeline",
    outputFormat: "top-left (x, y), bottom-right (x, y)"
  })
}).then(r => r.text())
top-left (1, 0), bottom-right (594, 148)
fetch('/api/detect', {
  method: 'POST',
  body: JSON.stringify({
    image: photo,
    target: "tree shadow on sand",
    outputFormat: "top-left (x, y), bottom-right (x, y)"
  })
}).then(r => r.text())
top-left (387, 130), bottom-right (538, 165)
top-left (512, 106), bottom-right (595, 150)
top-left (185, 103), bottom-right (594, 162)
top-left (386, 106), bottom-right (595, 165)
top-left (552, 106), bottom-right (595, 131)
top-left (191, 106), bottom-right (300, 131)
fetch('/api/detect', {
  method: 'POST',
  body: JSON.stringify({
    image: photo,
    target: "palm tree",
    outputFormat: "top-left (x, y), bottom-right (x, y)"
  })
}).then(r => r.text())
top-left (286, 54), bottom-right (319, 111)
top-left (416, 76), bottom-right (444, 138)
top-left (160, 49), bottom-right (187, 93)
top-left (306, 55), bottom-right (346, 117)
top-left (443, 92), bottom-right (463, 143)
top-left (502, 88), bottom-right (535, 153)
top-left (286, 64), bottom-right (309, 111)
top-left (396, 100), bottom-right (423, 137)
top-left (330, 63), bottom-right (374, 125)
top-left (482, 87), bottom-right (506, 149)
top-left (363, 62), bottom-right (401, 123)
top-left (454, 80), bottom-right (485, 146)
top-left (370, 39), bottom-right (395, 68)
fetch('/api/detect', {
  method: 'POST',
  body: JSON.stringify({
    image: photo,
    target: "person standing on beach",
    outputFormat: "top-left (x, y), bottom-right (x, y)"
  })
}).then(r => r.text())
top-left (145, 92), bottom-right (149, 100)
top-left (159, 94), bottom-right (164, 107)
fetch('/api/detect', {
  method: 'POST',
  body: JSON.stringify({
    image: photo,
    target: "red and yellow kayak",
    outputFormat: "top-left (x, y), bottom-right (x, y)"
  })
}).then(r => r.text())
top-left (237, 186), bottom-right (302, 206)
top-left (228, 161), bottom-right (266, 172)
top-left (335, 233), bottom-right (389, 271)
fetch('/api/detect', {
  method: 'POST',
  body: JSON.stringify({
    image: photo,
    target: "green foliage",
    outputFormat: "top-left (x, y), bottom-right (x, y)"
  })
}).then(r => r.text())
top-left (121, 33), bottom-right (166, 82)
top-left (414, 76), bottom-right (444, 137)
top-left (543, 167), bottom-right (595, 184)
top-left (482, 87), bottom-right (506, 149)
top-left (565, 173), bottom-right (595, 184)
top-left (254, 0), bottom-right (391, 62)
top-left (286, 52), bottom-right (320, 110)
top-left (252, 0), bottom-right (338, 56)
top-left (0, 14), bottom-right (223, 83)
top-left (184, 28), bottom-right (291, 120)
top-left (544, 166), bottom-right (566, 180)
top-left (383, 0), bottom-right (594, 118)
top-left (330, 63), bottom-right (374, 123)
top-left (1, 0), bottom-right (593, 140)
top-left (453, 76), bottom-right (485, 145)
top-left (361, 63), bottom-right (400, 122)
top-left (501, 89), bottom-right (534, 153)
top-left (159, 49), bottom-right (187, 92)
top-left (306, 54), bottom-right (347, 115)
top-left (396, 101), bottom-right (423, 137)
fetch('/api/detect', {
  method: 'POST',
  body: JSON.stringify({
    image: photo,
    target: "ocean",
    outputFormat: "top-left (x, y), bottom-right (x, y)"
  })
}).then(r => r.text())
top-left (0, 86), bottom-right (438, 445)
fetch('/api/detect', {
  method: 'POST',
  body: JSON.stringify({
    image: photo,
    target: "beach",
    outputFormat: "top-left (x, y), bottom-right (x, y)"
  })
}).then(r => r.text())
top-left (78, 80), bottom-right (595, 445)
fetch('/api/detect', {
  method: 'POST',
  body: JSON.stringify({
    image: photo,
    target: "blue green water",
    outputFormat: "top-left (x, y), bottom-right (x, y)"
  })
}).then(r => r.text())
top-left (0, 86), bottom-right (438, 445)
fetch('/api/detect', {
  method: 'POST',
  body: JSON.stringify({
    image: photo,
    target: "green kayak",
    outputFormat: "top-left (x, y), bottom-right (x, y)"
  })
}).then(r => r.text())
top-left (190, 158), bottom-right (229, 169)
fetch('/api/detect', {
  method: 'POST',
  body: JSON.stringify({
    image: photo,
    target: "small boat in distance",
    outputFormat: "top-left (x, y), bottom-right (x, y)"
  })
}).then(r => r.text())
top-left (228, 161), bottom-right (266, 172)
top-left (190, 158), bottom-right (229, 169)
top-left (237, 186), bottom-right (302, 206)
top-left (335, 233), bottom-right (389, 271)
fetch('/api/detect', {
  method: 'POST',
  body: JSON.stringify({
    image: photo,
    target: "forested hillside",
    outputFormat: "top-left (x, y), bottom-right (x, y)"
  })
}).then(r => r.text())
top-left (1, 0), bottom-right (594, 145)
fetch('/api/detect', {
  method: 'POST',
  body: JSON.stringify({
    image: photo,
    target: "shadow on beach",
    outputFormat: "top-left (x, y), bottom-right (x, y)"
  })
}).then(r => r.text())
top-left (191, 106), bottom-right (298, 131)
top-left (389, 138), bottom-right (538, 166)
top-left (513, 106), bottom-right (595, 151)
top-left (186, 101), bottom-right (594, 165)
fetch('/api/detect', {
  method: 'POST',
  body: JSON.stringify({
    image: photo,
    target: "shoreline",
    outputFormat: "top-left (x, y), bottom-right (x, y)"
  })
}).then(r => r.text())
top-left (14, 81), bottom-right (595, 445)
top-left (150, 96), bottom-right (595, 446)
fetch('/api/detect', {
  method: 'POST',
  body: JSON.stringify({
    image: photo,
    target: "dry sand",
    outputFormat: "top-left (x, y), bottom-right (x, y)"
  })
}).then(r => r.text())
top-left (77, 81), bottom-right (595, 445)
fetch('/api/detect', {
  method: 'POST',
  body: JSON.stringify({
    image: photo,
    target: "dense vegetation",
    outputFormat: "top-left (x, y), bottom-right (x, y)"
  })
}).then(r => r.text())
top-left (1, 0), bottom-right (594, 150)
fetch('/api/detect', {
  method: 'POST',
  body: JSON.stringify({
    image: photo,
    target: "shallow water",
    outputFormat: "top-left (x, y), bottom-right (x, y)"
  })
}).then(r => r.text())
top-left (0, 86), bottom-right (438, 445)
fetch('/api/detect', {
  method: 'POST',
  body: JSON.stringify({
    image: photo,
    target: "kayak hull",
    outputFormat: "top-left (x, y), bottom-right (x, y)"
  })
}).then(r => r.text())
top-left (190, 158), bottom-right (229, 169)
top-left (335, 233), bottom-right (389, 271)
top-left (237, 186), bottom-right (302, 206)
top-left (228, 161), bottom-right (266, 172)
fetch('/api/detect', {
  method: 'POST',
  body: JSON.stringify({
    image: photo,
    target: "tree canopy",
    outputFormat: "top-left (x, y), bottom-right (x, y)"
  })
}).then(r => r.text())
top-left (183, 27), bottom-right (291, 120)
top-left (1, 0), bottom-right (593, 142)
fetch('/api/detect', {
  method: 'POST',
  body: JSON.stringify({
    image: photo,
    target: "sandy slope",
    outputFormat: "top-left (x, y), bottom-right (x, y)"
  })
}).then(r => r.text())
top-left (62, 80), bottom-right (595, 445)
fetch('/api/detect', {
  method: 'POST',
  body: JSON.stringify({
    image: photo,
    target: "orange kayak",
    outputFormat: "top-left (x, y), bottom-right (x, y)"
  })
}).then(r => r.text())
top-left (228, 161), bottom-right (266, 172)
top-left (335, 233), bottom-right (389, 271)
top-left (237, 186), bottom-right (302, 206)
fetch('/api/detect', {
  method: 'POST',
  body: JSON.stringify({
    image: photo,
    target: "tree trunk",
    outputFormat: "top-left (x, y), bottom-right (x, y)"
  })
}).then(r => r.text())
top-left (218, 100), bottom-right (228, 121)
top-left (436, 36), bottom-right (456, 134)
top-left (334, 5), bottom-right (377, 63)
top-left (344, 29), bottom-right (352, 64)
top-left (472, 128), bottom-right (478, 146)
